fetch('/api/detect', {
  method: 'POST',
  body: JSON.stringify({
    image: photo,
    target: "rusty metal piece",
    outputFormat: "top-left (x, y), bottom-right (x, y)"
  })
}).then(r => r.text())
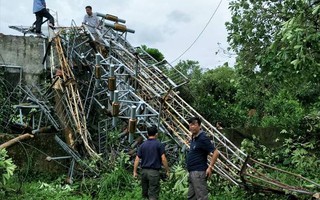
top-left (95, 64), bottom-right (101, 79)
top-left (106, 14), bottom-right (118, 22)
top-left (114, 23), bottom-right (127, 32)
top-left (108, 77), bottom-right (116, 91)
top-left (128, 118), bottom-right (137, 134)
top-left (112, 102), bottom-right (120, 116)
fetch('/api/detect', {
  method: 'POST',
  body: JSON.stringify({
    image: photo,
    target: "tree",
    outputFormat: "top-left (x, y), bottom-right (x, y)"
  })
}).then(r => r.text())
top-left (192, 65), bottom-right (244, 128)
top-left (141, 45), bottom-right (164, 62)
top-left (172, 60), bottom-right (202, 105)
top-left (226, 0), bottom-right (320, 128)
top-left (173, 61), bottom-right (243, 128)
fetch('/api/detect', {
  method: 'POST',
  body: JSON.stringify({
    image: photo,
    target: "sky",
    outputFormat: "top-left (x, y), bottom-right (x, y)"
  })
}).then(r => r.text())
top-left (0, 0), bottom-right (235, 69)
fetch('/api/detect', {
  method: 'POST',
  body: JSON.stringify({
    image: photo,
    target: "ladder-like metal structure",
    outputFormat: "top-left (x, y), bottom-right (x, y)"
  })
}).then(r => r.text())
top-left (5, 11), bottom-right (320, 198)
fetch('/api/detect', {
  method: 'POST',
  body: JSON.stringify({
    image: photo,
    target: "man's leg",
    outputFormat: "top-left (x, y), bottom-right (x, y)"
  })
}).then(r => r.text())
top-left (42, 9), bottom-right (55, 27)
top-left (34, 13), bottom-right (43, 33)
top-left (147, 169), bottom-right (160, 200)
top-left (141, 169), bottom-right (149, 199)
top-left (188, 171), bottom-right (208, 200)
top-left (187, 172), bottom-right (197, 200)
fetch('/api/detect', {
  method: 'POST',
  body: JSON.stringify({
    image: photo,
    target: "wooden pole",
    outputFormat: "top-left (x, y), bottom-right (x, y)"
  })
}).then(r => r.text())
top-left (0, 133), bottom-right (34, 149)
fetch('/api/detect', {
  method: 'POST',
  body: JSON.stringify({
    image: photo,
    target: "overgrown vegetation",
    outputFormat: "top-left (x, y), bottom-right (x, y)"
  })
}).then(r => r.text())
top-left (0, 154), bottom-right (291, 200)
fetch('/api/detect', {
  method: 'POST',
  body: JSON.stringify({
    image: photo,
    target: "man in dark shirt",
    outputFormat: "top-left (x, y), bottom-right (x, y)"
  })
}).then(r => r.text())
top-left (186, 117), bottom-right (219, 200)
top-left (133, 125), bottom-right (169, 200)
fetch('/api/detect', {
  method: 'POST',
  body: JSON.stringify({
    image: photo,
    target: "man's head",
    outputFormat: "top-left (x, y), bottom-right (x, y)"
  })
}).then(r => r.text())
top-left (147, 125), bottom-right (158, 137)
top-left (188, 117), bottom-right (201, 135)
top-left (85, 6), bottom-right (93, 16)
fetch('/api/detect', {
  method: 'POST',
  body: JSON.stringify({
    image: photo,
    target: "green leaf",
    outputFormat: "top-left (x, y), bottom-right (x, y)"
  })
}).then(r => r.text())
top-left (312, 5), bottom-right (320, 15)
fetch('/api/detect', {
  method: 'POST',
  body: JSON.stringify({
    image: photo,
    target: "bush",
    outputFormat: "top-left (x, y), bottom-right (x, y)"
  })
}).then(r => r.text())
top-left (0, 148), bottom-right (16, 185)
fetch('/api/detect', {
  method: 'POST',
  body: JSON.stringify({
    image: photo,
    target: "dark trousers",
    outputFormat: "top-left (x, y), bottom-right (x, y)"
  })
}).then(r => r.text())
top-left (141, 169), bottom-right (160, 200)
top-left (34, 8), bottom-right (54, 33)
top-left (188, 171), bottom-right (209, 200)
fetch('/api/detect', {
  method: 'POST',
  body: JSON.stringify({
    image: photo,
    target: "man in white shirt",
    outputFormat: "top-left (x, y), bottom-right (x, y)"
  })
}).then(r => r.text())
top-left (83, 6), bottom-right (100, 33)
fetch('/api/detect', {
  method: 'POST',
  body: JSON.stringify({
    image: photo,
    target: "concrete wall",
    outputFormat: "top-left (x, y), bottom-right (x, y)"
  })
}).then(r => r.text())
top-left (0, 33), bottom-right (47, 84)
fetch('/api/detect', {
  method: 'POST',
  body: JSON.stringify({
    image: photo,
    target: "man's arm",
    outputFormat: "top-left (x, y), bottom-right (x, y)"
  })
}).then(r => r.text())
top-left (133, 155), bottom-right (140, 178)
top-left (206, 149), bottom-right (219, 177)
top-left (161, 154), bottom-right (170, 177)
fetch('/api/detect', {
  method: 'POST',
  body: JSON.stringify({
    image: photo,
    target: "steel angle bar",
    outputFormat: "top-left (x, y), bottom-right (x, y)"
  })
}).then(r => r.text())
top-left (154, 60), bottom-right (189, 88)
top-left (54, 135), bottom-right (99, 176)
top-left (241, 162), bottom-right (314, 193)
top-left (115, 82), bottom-right (135, 93)
top-left (110, 40), bottom-right (136, 58)
top-left (54, 135), bottom-right (82, 162)
top-left (119, 99), bottom-right (143, 104)
top-left (94, 52), bottom-right (109, 65)
top-left (93, 88), bottom-right (109, 97)
top-left (92, 98), bottom-right (106, 110)
top-left (72, 37), bottom-right (90, 50)
top-left (46, 156), bottom-right (72, 161)
top-left (24, 98), bottom-right (61, 131)
top-left (83, 72), bottom-right (97, 118)
top-left (213, 162), bottom-right (240, 186)
top-left (136, 113), bottom-right (158, 118)
top-left (95, 31), bottom-right (112, 48)
top-left (136, 79), bottom-right (163, 97)
top-left (217, 151), bottom-right (242, 172)
top-left (135, 118), bottom-right (158, 128)
top-left (250, 158), bottom-right (320, 188)
top-left (215, 157), bottom-right (241, 179)
top-left (139, 66), bottom-right (172, 90)
top-left (67, 159), bottom-right (76, 184)
top-left (242, 173), bottom-right (314, 195)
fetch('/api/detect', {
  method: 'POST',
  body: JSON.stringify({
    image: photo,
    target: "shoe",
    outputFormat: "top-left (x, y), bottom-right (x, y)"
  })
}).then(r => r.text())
top-left (35, 32), bottom-right (45, 38)
top-left (29, 27), bottom-right (36, 33)
top-left (48, 23), bottom-right (55, 30)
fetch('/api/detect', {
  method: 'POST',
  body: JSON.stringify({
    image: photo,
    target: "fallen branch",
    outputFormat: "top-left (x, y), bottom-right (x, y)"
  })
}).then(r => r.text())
top-left (0, 133), bottom-right (34, 149)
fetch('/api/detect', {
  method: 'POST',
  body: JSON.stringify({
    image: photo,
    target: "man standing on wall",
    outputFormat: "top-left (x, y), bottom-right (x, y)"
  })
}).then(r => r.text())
top-left (186, 116), bottom-right (219, 200)
top-left (133, 125), bottom-right (170, 200)
top-left (33, 0), bottom-right (55, 35)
